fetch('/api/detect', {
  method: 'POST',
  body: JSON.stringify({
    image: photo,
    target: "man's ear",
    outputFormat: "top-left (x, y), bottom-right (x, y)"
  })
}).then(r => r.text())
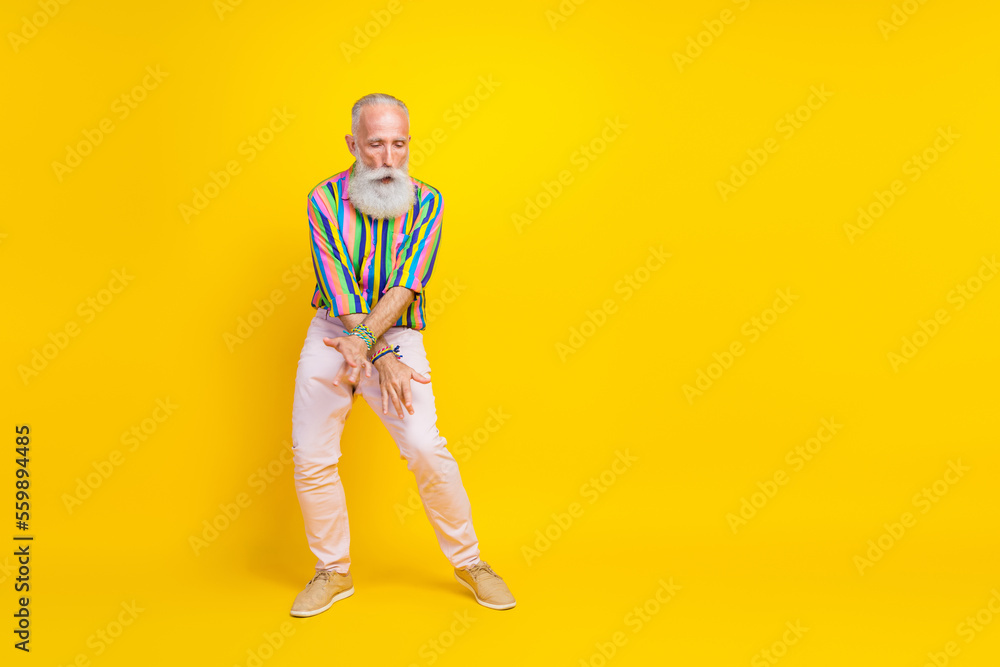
top-left (345, 135), bottom-right (355, 155)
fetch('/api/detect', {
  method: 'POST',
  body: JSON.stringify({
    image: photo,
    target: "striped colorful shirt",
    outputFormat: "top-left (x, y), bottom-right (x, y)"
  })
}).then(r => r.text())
top-left (307, 161), bottom-right (444, 330)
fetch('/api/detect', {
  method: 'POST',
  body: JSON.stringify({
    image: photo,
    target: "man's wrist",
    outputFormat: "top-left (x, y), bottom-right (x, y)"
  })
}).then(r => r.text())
top-left (372, 354), bottom-right (395, 370)
top-left (345, 324), bottom-right (375, 349)
top-left (369, 340), bottom-right (401, 365)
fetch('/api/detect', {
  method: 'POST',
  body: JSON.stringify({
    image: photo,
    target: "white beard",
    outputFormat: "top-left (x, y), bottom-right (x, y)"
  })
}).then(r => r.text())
top-left (347, 155), bottom-right (415, 220)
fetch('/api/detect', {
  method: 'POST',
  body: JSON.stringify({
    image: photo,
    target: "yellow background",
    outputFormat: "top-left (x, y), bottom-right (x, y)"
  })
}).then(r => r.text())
top-left (3, 0), bottom-right (999, 664)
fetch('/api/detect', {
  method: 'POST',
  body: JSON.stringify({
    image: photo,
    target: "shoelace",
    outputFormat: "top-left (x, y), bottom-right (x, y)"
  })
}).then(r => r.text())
top-left (467, 561), bottom-right (503, 582)
top-left (309, 570), bottom-right (334, 585)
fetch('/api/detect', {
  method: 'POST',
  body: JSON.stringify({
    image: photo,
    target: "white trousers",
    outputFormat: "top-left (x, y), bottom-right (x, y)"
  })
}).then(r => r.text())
top-left (291, 308), bottom-right (480, 573)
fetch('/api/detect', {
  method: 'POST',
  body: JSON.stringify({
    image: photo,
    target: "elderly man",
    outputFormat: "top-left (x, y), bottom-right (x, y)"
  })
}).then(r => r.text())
top-left (289, 93), bottom-right (515, 617)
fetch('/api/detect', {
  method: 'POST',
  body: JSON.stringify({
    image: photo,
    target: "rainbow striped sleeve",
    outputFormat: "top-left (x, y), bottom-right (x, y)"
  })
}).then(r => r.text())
top-left (307, 188), bottom-right (369, 316)
top-left (385, 184), bottom-right (443, 294)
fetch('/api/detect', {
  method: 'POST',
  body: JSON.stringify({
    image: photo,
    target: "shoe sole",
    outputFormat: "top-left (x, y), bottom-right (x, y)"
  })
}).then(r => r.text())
top-left (453, 572), bottom-right (516, 610)
top-left (289, 586), bottom-right (355, 617)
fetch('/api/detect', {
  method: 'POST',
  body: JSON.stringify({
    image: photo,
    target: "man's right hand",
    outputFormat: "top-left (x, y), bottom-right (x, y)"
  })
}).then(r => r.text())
top-left (323, 335), bottom-right (372, 386)
top-left (373, 356), bottom-right (431, 418)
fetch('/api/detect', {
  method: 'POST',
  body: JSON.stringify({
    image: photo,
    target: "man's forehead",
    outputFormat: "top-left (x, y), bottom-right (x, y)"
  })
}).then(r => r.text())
top-left (358, 105), bottom-right (409, 137)
top-left (365, 132), bottom-right (409, 142)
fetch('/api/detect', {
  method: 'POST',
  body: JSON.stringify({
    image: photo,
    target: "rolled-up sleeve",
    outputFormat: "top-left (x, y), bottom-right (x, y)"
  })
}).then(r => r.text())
top-left (308, 192), bottom-right (369, 315)
top-left (384, 187), bottom-right (443, 295)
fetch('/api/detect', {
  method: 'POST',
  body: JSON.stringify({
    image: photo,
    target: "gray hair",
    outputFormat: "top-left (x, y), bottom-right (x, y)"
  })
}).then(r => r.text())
top-left (351, 93), bottom-right (409, 136)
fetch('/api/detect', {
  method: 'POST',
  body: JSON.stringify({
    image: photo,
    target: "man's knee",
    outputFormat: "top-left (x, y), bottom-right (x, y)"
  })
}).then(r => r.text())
top-left (404, 433), bottom-right (452, 473)
top-left (291, 423), bottom-right (346, 477)
top-left (293, 450), bottom-right (343, 484)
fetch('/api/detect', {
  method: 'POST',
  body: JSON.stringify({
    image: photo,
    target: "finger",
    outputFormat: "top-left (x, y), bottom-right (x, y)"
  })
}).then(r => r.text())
top-left (325, 338), bottom-right (356, 367)
top-left (411, 370), bottom-right (431, 384)
top-left (334, 341), bottom-right (358, 366)
top-left (388, 385), bottom-right (404, 419)
top-left (381, 385), bottom-right (389, 415)
top-left (402, 382), bottom-right (414, 415)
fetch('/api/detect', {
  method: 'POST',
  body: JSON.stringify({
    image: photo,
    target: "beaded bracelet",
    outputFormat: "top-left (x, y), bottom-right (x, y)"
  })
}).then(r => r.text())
top-left (342, 324), bottom-right (376, 350)
top-left (370, 344), bottom-right (402, 363)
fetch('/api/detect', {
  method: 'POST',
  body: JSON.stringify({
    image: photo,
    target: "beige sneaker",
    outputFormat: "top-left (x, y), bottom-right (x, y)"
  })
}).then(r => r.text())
top-left (454, 560), bottom-right (516, 610)
top-left (290, 569), bottom-right (354, 617)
